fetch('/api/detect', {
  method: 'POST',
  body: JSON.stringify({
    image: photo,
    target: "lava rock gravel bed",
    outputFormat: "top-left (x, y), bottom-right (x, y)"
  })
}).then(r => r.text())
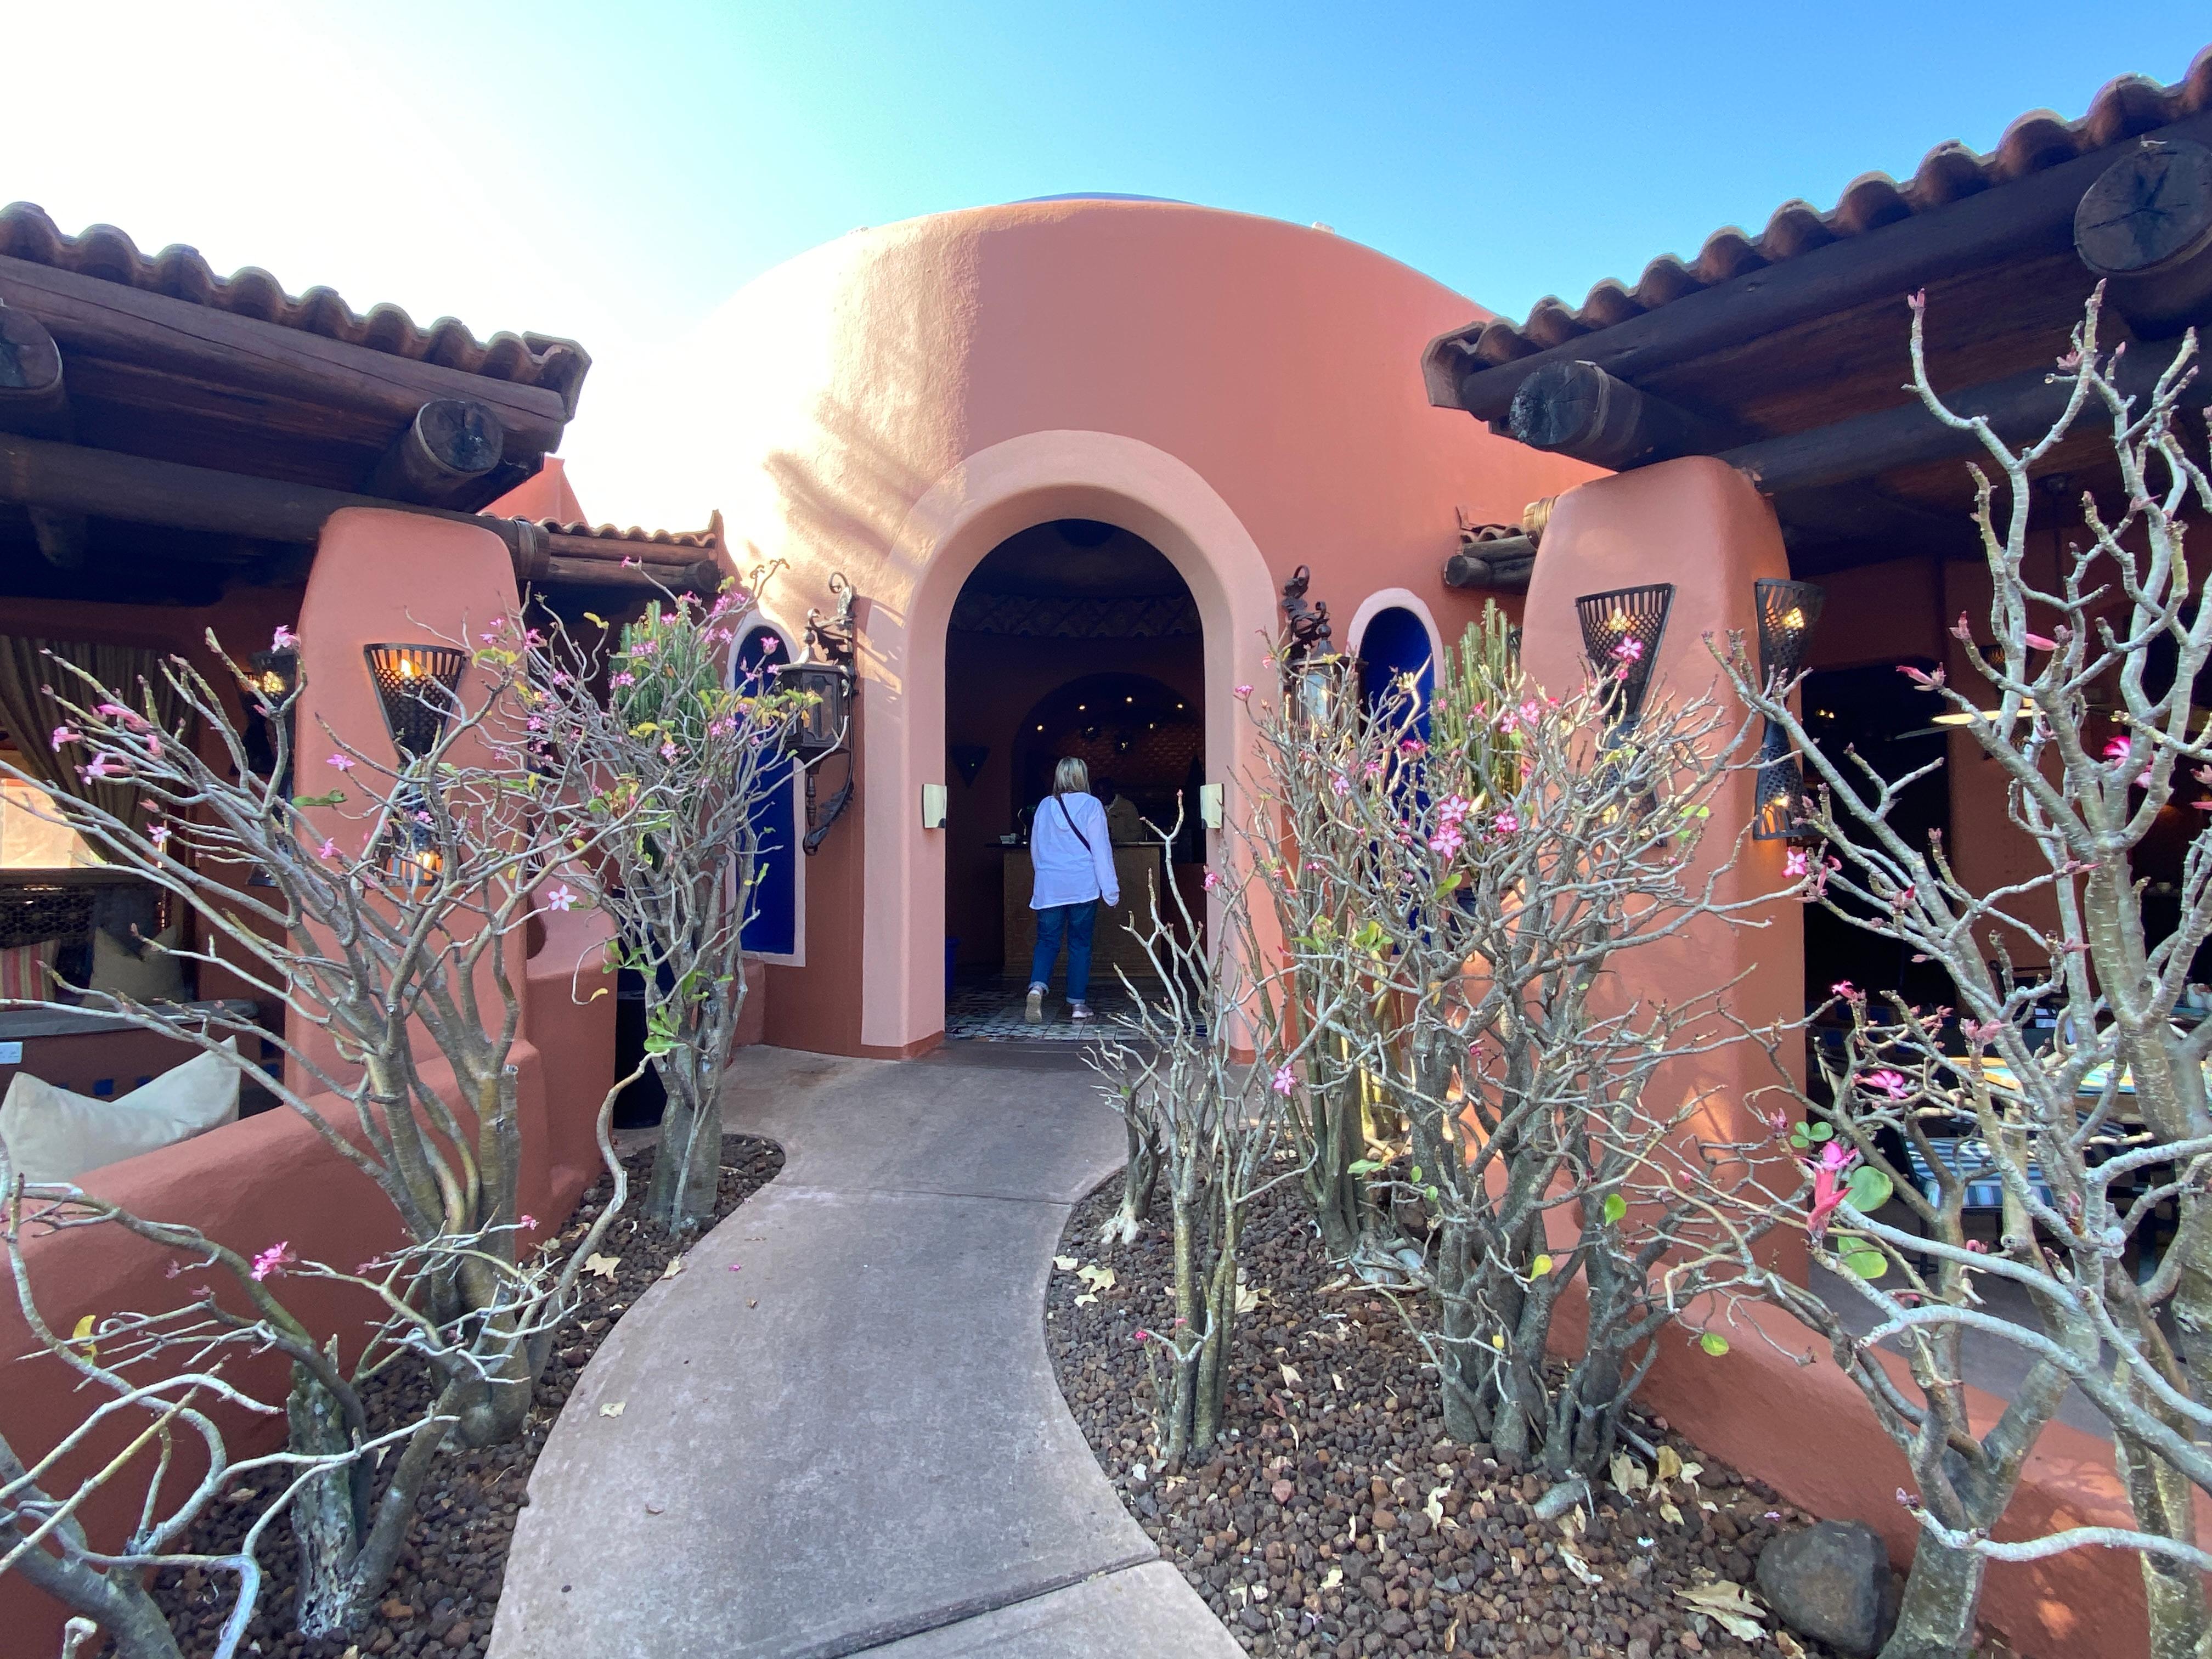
top-left (152, 1134), bottom-right (784, 1659)
top-left (1045, 1176), bottom-right (1842, 1659)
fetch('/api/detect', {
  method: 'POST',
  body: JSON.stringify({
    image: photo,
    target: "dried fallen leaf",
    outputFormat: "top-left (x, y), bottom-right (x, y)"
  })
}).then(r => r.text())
top-left (1658, 1498), bottom-right (1684, 1526)
top-left (1331, 1372), bottom-right (1346, 1393)
top-left (1558, 1544), bottom-right (1604, 1586)
top-left (226, 1487), bottom-right (255, 1503)
top-left (1655, 1444), bottom-right (1684, 1485)
top-left (600, 1401), bottom-right (626, 1418)
top-left (1610, 1452), bottom-right (1647, 1496)
top-left (1076, 1263), bottom-right (1118, 1292)
top-left (1675, 1579), bottom-right (1764, 1643)
top-left (584, 1254), bottom-right (620, 1280)
top-left (1320, 1566), bottom-right (1344, 1590)
top-left (1073, 1293), bottom-right (1098, 1307)
top-left (1271, 1479), bottom-right (1294, 1503)
top-left (644, 1500), bottom-right (665, 1515)
top-left (1054, 1255), bottom-right (1079, 1271)
top-left (661, 1256), bottom-right (686, 1279)
top-left (1279, 1362), bottom-right (1301, 1386)
top-left (1235, 1285), bottom-right (1262, 1314)
top-left (1424, 1485), bottom-right (1448, 1527)
top-left (1775, 1630), bottom-right (1808, 1658)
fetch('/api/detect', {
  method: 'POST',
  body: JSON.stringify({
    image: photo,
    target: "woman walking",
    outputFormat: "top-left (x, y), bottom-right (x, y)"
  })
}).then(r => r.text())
top-left (1025, 756), bottom-right (1120, 1023)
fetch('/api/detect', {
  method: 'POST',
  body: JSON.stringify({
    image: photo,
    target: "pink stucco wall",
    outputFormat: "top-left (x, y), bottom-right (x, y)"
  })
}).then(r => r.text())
top-left (5, 511), bottom-right (616, 1650)
top-left (684, 198), bottom-right (1596, 1053)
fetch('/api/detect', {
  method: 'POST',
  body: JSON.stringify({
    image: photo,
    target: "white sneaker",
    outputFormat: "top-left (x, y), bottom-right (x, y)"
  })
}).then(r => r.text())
top-left (1069, 1002), bottom-right (1094, 1023)
top-left (1024, 984), bottom-right (1045, 1024)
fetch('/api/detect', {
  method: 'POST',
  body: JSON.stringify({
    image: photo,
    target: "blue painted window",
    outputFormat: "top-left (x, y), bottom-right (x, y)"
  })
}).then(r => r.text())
top-left (1359, 607), bottom-right (1434, 742)
top-left (736, 627), bottom-right (797, 956)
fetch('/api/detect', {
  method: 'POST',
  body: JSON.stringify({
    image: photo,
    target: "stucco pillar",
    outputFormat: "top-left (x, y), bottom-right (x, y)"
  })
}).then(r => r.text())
top-left (1522, 458), bottom-right (1805, 1261)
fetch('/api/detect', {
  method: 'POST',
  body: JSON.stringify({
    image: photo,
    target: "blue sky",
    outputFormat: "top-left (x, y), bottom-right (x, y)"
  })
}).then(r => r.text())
top-left (8, 3), bottom-right (2208, 520)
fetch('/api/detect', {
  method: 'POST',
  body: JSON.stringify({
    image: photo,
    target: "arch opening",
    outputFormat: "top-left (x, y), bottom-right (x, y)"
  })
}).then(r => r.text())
top-left (941, 517), bottom-right (1205, 1037)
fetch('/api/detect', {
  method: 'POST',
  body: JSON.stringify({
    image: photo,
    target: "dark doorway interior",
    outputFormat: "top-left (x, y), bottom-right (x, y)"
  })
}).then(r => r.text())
top-left (943, 519), bottom-right (1204, 1037)
top-left (1798, 661), bottom-right (1952, 1012)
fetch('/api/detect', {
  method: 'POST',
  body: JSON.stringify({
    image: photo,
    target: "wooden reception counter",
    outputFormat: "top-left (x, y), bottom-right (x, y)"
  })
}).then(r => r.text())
top-left (1001, 843), bottom-right (1169, 979)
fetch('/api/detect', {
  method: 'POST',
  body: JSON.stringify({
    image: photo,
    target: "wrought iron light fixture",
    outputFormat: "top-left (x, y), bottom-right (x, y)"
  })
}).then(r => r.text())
top-left (1279, 564), bottom-right (1341, 723)
top-left (1575, 583), bottom-right (1674, 726)
top-left (774, 572), bottom-right (859, 855)
top-left (1750, 578), bottom-right (1827, 840)
top-left (363, 645), bottom-right (469, 763)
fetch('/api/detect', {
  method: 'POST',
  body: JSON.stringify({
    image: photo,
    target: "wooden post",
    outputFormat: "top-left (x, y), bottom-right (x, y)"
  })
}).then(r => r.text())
top-left (361, 399), bottom-right (506, 506)
top-left (1503, 360), bottom-right (1716, 470)
top-left (1442, 533), bottom-right (1536, 593)
top-left (2074, 137), bottom-right (2212, 338)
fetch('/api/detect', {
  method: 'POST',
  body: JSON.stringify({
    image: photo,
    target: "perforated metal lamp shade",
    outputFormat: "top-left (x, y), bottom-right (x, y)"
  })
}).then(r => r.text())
top-left (775, 661), bottom-right (851, 759)
top-left (363, 645), bottom-right (468, 762)
top-left (1575, 583), bottom-right (1674, 725)
top-left (1748, 579), bottom-right (1827, 840)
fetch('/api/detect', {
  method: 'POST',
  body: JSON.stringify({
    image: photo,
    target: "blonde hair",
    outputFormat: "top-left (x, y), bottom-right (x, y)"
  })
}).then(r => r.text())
top-left (1052, 756), bottom-right (1090, 797)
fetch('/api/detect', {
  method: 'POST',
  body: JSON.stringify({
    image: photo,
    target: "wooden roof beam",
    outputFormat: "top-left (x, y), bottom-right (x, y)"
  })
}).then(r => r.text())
top-left (1426, 107), bottom-right (2212, 424)
top-left (0, 305), bottom-right (84, 568)
top-left (0, 431), bottom-right (708, 594)
top-left (362, 398), bottom-right (506, 508)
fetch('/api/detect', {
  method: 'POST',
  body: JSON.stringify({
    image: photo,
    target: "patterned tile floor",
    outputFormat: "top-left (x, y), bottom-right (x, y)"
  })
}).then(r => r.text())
top-left (945, 973), bottom-right (1161, 1042)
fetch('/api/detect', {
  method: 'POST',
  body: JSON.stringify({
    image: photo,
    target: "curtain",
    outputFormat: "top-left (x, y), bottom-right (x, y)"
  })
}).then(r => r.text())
top-left (0, 636), bottom-right (190, 839)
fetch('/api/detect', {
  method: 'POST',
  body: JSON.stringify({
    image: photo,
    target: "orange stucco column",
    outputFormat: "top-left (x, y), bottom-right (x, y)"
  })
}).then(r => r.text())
top-left (1522, 458), bottom-right (1805, 1260)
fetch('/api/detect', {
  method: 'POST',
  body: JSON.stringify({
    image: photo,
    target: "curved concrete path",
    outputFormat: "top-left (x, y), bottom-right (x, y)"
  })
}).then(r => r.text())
top-left (490, 1044), bottom-right (1240, 1659)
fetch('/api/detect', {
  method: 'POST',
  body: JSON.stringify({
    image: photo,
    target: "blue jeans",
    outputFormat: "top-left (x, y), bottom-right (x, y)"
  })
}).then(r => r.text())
top-left (1029, 901), bottom-right (1098, 1003)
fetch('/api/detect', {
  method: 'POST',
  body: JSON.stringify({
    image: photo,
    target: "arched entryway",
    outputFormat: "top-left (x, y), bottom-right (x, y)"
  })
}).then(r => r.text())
top-left (941, 520), bottom-right (1205, 1037)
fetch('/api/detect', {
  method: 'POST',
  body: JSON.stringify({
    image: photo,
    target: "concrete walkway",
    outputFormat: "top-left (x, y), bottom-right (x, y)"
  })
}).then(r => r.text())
top-left (490, 1044), bottom-right (1241, 1659)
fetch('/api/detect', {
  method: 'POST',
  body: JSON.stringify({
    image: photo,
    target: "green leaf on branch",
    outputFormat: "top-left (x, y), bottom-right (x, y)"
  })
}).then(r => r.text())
top-left (1842, 1248), bottom-right (1887, 1280)
top-left (1846, 1166), bottom-right (1894, 1212)
top-left (1347, 1158), bottom-right (1385, 1176)
top-left (1697, 1331), bottom-right (1730, 1357)
top-left (1601, 1192), bottom-right (1628, 1225)
top-left (292, 791), bottom-right (347, 808)
top-left (1531, 1253), bottom-right (1554, 1278)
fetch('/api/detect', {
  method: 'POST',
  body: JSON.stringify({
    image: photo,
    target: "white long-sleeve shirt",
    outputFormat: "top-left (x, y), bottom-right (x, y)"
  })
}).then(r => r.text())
top-left (1028, 791), bottom-right (1120, 910)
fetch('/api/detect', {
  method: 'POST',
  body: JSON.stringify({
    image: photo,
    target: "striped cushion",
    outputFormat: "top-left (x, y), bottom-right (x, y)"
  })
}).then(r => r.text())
top-left (1903, 1136), bottom-right (2054, 1211)
top-left (0, 940), bottom-right (56, 1001)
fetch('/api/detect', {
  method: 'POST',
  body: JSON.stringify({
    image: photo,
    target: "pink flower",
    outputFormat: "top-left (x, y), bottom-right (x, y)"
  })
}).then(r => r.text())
top-left (1202, 869), bottom-right (1221, 891)
top-left (1805, 1141), bottom-right (1859, 1242)
top-left (1437, 795), bottom-right (1474, 825)
top-left (249, 1241), bottom-right (296, 1282)
top-left (1399, 738), bottom-right (1427, 757)
top-left (481, 630), bottom-right (499, 645)
top-left (622, 555), bottom-right (641, 568)
top-left (544, 885), bottom-right (577, 912)
top-left (2104, 736), bottom-right (2134, 763)
top-left (49, 725), bottom-right (78, 751)
top-left (1234, 685), bottom-right (1254, 701)
top-left (149, 823), bottom-right (170, 848)
top-left (413, 810), bottom-right (433, 826)
top-left (2022, 631), bottom-right (2057, 651)
top-left (1492, 811), bottom-right (1520, 837)
top-left (518, 1214), bottom-right (537, 1231)
top-left (328, 752), bottom-right (354, 772)
top-left (1330, 772), bottom-right (1351, 798)
top-left (272, 625), bottom-right (299, 650)
top-left (1429, 824), bottom-right (1465, 859)
top-left (631, 639), bottom-right (658, 657)
top-left (1785, 849), bottom-right (1809, 878)
top-left (317, 838), bottom-right (339, 860)
top-left (661, 612), bottom-right (681, 626)
top-left (80, 755), bottom-right (119, 782)
top-left (1271, 1064), bottom-right (1295, 1096)
top-left (660, 740), bottom-right (679, 760)
top-left (96, 702), bottom-right (146, 730)
top-left (1612, 637), bottom-right (1644, 663)
top-left (527, 715), bottom-right (545, 732)
top-left (611, 672), bottom-right (636, 688)
top-left (1830, 980), bottom-right (1859, 1000)
top-left (1859, 1069), bottom-right (1912, 1102)
top-left (1362, 760), bottom-right (1382, 781)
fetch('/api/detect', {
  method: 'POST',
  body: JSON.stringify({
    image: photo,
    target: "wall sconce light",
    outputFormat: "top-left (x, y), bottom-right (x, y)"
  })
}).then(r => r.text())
top-left (1279, 565), bottom-right (1345, 722)
top-left (920, 783), bottom-right (948, 829)
top-left (950, 744), bottom-right (989, 786)
top-left (1575, 584), bottom-right (1673, 727)
top-left (363, 645), bottom-right (469, 763)
top-left (1198, 783), bottom-right (1224, 830)
top-left (1750, 578), bottom-right (1827, 840)
top-left (773, 572), bottom-right (859, 855)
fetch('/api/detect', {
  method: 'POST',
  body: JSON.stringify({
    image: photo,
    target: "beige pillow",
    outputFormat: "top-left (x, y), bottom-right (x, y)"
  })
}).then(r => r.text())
top-left (90, 922), bottom-right (187, 1003)
top-left (0, 1038), bottom-right (239, 1184)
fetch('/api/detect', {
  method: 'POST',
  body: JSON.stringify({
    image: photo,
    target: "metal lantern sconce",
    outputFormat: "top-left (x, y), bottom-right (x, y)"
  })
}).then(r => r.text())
top-left (1750, 578), bottom-right (1827, 841)
top-left (1279, 564), bottom-right (1341, 724)
top-left (1575, 583), bottom-right (1674, 726)
top-left (363, 645), bottom-right (469, 763)
top-left (774, 572), bottom-right (860, 855)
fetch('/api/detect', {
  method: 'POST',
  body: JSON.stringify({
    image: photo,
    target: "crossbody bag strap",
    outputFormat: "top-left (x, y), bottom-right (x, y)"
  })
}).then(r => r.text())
top-left (1053, 794), bottom-right (1094, 854)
